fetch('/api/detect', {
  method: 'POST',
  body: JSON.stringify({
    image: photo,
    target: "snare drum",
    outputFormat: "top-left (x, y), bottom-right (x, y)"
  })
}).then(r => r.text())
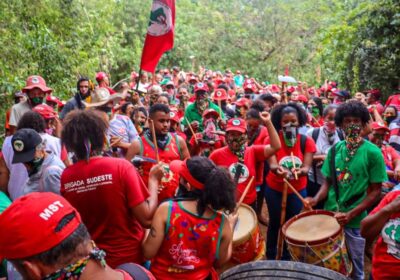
top-left (231, 204), bottom-right (265, 264)
top-left (282, 210), bottom-right (352, 276)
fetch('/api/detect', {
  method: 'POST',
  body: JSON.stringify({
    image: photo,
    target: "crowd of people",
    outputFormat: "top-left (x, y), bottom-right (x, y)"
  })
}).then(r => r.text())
top-left (0, 68), bottom-right (399, 280)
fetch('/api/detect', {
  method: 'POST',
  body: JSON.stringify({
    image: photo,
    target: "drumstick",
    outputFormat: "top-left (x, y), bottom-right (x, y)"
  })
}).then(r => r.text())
top-left (234, 176), bottom-right (255, 213)
top-left (276, 182), bottom-right (288, 260)
top-left (283, 178), bottom-right (313, 211)
top-left (149, 119), bottom-right (160, 163)
top-left (184, 117), bottom-right (198, 145)
top-left (290, 152), bottom-right (298, 180)
top-left (218, 99), bottom-right (223, 116)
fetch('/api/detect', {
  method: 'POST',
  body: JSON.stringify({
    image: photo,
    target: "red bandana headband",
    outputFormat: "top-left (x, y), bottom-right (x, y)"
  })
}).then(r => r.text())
top-left (179, 160), bottom-right (205, 190)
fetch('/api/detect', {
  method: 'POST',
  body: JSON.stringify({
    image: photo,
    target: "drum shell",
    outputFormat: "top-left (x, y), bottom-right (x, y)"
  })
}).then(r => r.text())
top-left (282, 210), bottom-right (352, 276)
top-left (231, 204), bottom-right (265, 264)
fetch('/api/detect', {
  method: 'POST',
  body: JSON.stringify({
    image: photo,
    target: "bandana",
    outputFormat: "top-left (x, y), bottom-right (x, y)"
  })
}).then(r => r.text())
top-left (282, 123), bottom-right (298, 147)
top-left (145, 130), bottom-right (170, 150)
top-left (309, 106), bottom-right (320, 118)
top-left (384, 116), bottom-right (396, 125)
top-left (42, 246), bottom-right (106, 280)
top-left (226, 134), bottom-right (247, 162)
top-left (344, 123), bottom-right (363, 156)
top-left (372, 133), bottom-right (384, 147)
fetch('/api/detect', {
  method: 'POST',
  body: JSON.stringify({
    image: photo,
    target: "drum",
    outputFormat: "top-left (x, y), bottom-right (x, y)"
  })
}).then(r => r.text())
top-left (231, 204), bottom-right (265, 264)
top-left (282, 210), bottom-right (352, 276)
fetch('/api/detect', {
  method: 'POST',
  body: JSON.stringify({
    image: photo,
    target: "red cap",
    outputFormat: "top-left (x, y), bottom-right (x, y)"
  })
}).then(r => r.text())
top-left (194, 82), bottom-right (209, 93)
top-left (235, 98), bottom-right (250, 108)
top-left (287, 86), bottom-right (296, 93)
top-left (270, 84), bottom-right (280, 93)
top-left (213, 88), bottom-right (228, 101)
top-left (202, 108), bottom-right (220, 119)
top-left (297, 94), bottom-right (308, 103)
top-left (226, 118), bottom-right (247, 133)
top-left (244, 83), bottom-right (256, 92)
top-left (228, 89), bottom-right (236, 98)
top-left (32, 104), bottom-right (58, 119)
top-left (95, 72), bottom-right (107, 82)
top-left (46, 95), bottom-right (63, 106)
top-left (0, 192), bottom-right (82, 260)
top-left (169, 111), bottom-right (180, 123)
top-left (371, 122), bottom-right (389, 132)
top-left (170, 159), bottom-right (204, 190)
top-left (367, 89), bottom-right (381, 99)
top-left (22, 75), bottom-right (52, 94)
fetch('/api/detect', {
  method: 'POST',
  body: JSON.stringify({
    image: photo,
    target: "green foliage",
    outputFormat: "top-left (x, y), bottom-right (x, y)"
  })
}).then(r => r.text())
top-left (0, 0), bottom-right (399, 139)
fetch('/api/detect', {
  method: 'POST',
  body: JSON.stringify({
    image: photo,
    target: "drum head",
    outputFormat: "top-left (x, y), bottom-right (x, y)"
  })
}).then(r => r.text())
top-left (283, 210), bottom-right (341, 244)
top-left (233, 204), bottom-right (257, 242)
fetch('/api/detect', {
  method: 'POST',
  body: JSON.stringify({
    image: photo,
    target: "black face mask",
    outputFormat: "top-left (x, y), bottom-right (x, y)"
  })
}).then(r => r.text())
top-left (385, 116), bottom-right (396, 124)
top-left (27, 157), bottom-right (45, 176)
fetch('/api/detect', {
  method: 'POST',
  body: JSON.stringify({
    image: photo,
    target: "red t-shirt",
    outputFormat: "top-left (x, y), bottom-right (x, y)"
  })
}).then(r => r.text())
top-left (189, 133), bottom-right (225, 157)
top-left (370, 190), bottom-right (400, 280)
top-left (381, 144), bottom-right (400, 170)
top-left (209, 145), bottom-right (266, 204)
top-left (251, 126), bottom-right (270, 145)
top-left (266, 133), bottom-right (316, 192)
top-left (61, 157), bottom-right (149, 268)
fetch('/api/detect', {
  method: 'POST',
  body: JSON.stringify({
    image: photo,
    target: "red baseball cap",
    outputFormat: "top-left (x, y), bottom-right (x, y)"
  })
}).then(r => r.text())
top-left (235, 98), bottom-right (250, 108)
top-left (169, 111), bottom-right (180, 123)
top-left (46, 95), bottom-right (63, 106)
top-left (22, 75), bottom-right (52, 94)
top-left (371, 122), bottom-right (389, 132)
top-left (202, 108), bottom-right (220, 119)
top-left (170, 159), bottom-right (204, 190)
top-left (367, 89), bottom-right (382, 99)
top-left (95, 72), bottom-right (107, 82)
top-left (194, 82), bottom-right (209, 93)
top-left (0, 192), bottom-right (82, 260)
top-left (297, 94), bottom-right (308, 103)
top-left (226, 118), bottom-right (247, 133)
top-left (32, 104), bottom-right (58, 119)
top-left (213, 89), bottom-right (228, 101)
top-left (270, 84), bottom-right (280, 93)
top-left (287, 86), bottom-right (296, 93)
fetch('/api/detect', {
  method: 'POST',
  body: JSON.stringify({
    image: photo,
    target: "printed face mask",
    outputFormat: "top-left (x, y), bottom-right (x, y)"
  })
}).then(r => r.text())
top-left (27, 156), bottom-right (44, 176)
top-left (344, 123), bottom-right (363, 155)
top-left (196, 98), bottom-right (208, 113)
top-left (282, 123), bottom-right (298, 147)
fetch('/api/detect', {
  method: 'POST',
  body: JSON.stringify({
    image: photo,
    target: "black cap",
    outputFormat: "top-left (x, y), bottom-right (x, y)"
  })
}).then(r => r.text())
top-left (11, 129), bottom-right (43, 164)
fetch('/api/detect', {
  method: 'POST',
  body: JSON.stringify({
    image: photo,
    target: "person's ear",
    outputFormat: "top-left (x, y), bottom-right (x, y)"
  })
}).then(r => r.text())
top-left (20, 260), bottom-right (42, 280)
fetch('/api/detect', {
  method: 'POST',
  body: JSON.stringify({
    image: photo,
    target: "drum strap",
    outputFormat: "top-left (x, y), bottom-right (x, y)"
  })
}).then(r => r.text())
top-left (330, 143), bottom-right (339, 203)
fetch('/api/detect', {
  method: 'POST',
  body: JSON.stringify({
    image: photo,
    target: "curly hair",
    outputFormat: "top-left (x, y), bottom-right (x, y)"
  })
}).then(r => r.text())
top-left (334, 100), bottom-right (370, 127)
top-left (61, 110), bottom-right (108, 160)
top-left (17, 111), bottom-right (46, 133)
top-left (177, 156), bottom-right (236, 216)
top-left (270, 102), bottom-right (307, 131)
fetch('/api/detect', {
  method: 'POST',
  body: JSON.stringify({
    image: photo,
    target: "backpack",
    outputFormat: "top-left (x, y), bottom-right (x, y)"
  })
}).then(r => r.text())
top-left (311, 127), bottom-right (344, 143)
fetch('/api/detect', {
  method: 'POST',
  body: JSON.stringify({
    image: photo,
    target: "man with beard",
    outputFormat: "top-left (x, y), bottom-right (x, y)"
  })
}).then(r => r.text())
top-left (126, 104), bottom-right (190, 203)
top-left (9, 75), bottom-right (53, 134)
top-left (209, 113), bottom-right (280, 209)
top-left (183, 82), bottom-right (225, 132)
top-left (305, 101), bottom-right (388, 280)
top-left (60, 77), bottom-right (93, 119)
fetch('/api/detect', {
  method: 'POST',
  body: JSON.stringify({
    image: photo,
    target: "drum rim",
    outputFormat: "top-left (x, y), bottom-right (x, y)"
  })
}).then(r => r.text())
top-left (232, 203), bottom-right (258, 245)
top-left (282, 210), bottom-right (343, 246)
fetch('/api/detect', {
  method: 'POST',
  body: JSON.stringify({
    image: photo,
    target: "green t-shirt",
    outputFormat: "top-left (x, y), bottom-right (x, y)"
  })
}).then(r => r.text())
top-left (321, 140), bottom-right (387, 228)
top-left (183, 100), bottom-right (225, 132)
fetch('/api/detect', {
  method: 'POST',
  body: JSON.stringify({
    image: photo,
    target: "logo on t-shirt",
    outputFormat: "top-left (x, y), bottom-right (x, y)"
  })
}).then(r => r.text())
top-left (279, 156), bottom-right (302, 180)
top-left (228, 163), bottom-right (249, 184)
top-left (381, 218), bottom-right (400, 260)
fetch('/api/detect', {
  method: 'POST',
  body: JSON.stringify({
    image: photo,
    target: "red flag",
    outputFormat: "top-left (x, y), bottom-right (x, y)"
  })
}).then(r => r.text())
top-left (140, 0), bottom-right (175, 73)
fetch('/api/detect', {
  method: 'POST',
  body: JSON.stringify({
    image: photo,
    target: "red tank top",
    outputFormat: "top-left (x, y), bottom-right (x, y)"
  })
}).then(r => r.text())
top-left (150, 201), bottom-right (224, 280)
top-left (139, 133), bottom-right (182, 202)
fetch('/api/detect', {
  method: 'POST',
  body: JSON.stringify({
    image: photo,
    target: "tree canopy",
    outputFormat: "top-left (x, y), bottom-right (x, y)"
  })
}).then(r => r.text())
top-left (0, 0), bottom-right (398, 100)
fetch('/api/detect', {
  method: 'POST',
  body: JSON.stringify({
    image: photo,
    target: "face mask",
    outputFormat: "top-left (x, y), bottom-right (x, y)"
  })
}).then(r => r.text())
top-left (282, 123), bottom-right (298, 147)
top-left (384, 116), bottom-right (396, 124)
top-left (324, 121), bottom-right (336, 134)
top-left (344, 123), bottom-right (363, 155)
top-left (308, 106), bottom-right (320, 118)
top-left (27, 156), bottom-right (44, 176)
top-left (226, 134), bottom-right (247, 162)
top-left (203, 118), bottom-right (218, 141)
top-left (30, 97), bottom-right (43, 107)
top-left (196, 98), bottom-right (208, 113)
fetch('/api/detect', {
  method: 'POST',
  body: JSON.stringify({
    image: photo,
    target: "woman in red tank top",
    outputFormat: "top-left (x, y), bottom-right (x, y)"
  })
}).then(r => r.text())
top-left (142, 156), bottom-right (237, 280)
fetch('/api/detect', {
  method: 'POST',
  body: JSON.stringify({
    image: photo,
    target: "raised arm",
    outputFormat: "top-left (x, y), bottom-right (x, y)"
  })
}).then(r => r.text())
top-left (259, 112), bottom-right (281, 158)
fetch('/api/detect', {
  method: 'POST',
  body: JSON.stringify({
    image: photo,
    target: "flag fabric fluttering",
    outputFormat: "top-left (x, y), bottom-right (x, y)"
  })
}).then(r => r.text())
top-left (140, 0), bottom-right (175, 73)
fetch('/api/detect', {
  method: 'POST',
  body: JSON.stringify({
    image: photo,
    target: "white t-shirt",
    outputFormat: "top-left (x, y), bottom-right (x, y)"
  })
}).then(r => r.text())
top-left (307, 127), bottom-right (342, 185)
top-left (9, 101), bottom-right (31, 127)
